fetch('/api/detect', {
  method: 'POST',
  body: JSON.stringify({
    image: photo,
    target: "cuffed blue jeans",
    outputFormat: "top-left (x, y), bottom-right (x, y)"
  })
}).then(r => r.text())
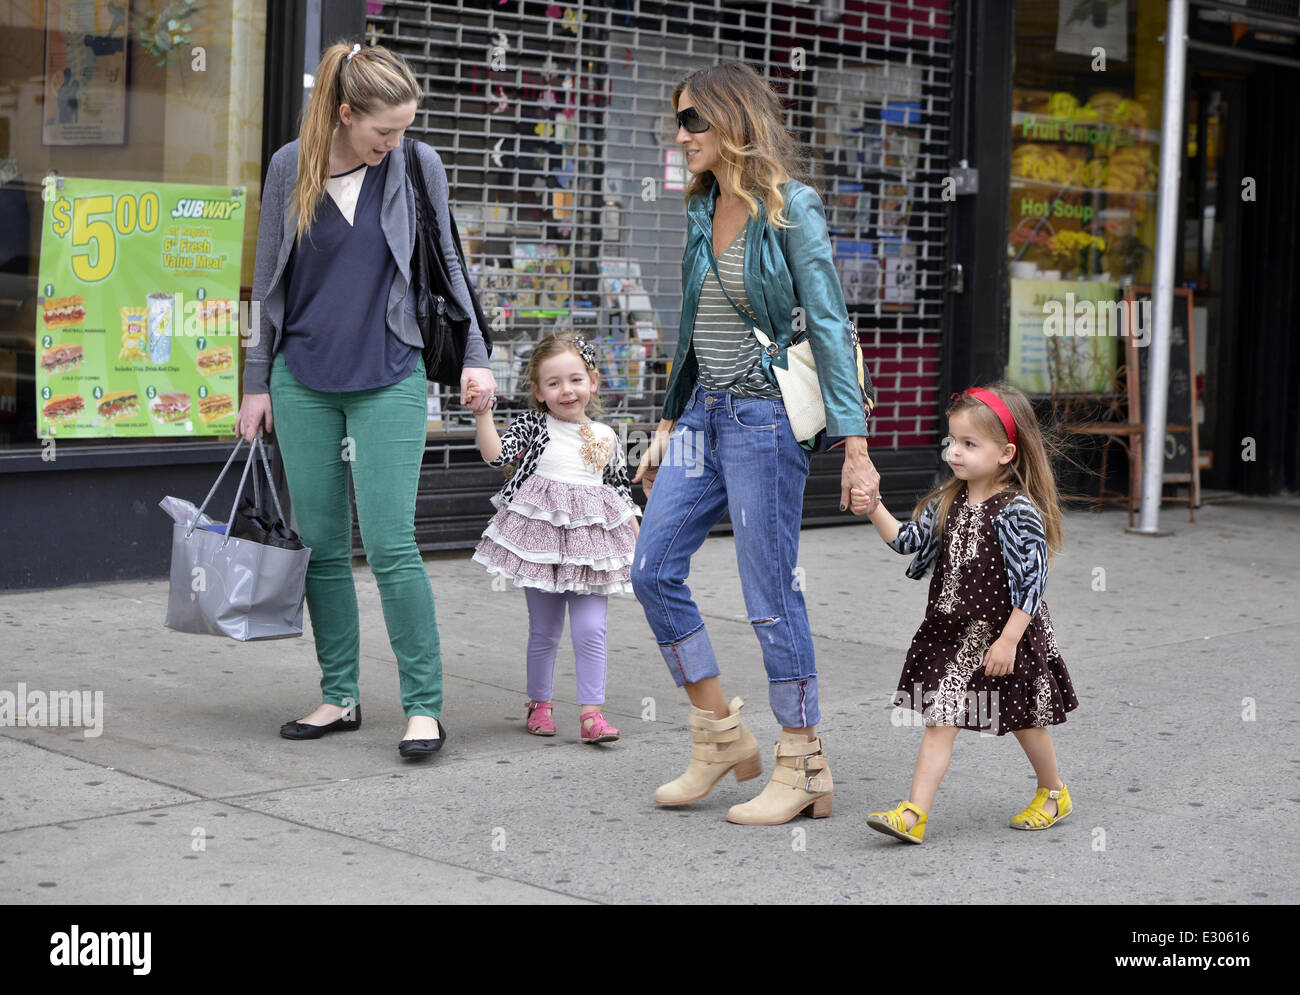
top-left (631, 383), bottom-right (820, 728)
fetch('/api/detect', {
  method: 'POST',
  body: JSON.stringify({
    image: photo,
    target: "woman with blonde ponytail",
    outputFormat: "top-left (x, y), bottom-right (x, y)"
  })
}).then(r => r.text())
top-left (238, 41), bottom-right (495, 758)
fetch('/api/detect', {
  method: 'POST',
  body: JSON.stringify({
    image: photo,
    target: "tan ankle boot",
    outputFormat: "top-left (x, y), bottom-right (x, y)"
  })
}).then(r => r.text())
top-left (653, 696), bottom-right (762, 805)
top-left (725, 732), bottom-right (833, 825)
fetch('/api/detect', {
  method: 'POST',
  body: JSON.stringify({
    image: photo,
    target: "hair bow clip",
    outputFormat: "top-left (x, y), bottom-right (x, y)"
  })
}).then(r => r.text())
top-left (570, 335), bottom-right (597, 369)
top-left (346, 43), bottom-right (361, 62)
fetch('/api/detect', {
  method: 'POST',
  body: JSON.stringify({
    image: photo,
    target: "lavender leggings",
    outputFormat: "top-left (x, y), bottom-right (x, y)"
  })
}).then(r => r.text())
top-left (524, 589), bottom-right (608, 705)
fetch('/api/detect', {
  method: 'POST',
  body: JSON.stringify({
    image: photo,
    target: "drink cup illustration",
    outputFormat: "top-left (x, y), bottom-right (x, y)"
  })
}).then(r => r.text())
top-left (147, 292), bottom-right (175, 364)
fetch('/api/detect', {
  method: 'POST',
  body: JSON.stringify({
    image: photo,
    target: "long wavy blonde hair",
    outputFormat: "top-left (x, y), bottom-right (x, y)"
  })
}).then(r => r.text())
top-left (290, 42), bottom-right (422, 246)
top-left (913, 382), bottom-right (1065, 562)
top-left (672, 62), bottom-right (810, 228)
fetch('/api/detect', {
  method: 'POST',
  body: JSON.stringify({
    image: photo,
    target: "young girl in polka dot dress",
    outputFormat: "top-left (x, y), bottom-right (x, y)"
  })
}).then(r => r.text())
top-left (850, 382), bottom-right (1078, 844)
top-left (467, 334), bottom-right (641, 744)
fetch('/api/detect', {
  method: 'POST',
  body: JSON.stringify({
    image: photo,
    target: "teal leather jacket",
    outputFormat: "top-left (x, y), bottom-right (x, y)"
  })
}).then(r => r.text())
top-left (660, 178), bottom-right (873, 439)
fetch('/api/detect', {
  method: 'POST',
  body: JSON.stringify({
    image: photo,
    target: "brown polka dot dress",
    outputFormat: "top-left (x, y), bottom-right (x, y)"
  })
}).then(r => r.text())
top-left (888, 486), bottom-right (1078, 736)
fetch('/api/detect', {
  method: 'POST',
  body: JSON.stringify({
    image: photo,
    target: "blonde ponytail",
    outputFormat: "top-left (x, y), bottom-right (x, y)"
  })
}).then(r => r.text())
top-left (290, 42), bottom-right (422, 246)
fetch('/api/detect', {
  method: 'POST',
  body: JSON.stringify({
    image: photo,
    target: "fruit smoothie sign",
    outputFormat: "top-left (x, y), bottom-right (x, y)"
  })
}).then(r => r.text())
top-left (35, 176), bottom-right (245, 438)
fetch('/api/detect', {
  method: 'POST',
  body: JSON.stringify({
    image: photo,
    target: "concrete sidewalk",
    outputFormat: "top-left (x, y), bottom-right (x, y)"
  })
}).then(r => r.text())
top-left (2, 497), bottom-right (1297, 904)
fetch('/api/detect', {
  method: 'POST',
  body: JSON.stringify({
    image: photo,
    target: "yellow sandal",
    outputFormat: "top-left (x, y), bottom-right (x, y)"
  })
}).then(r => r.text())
top-left (866, 801), bottom-right (927, 844)
top-left (1010, 782), bottom-right (1072, 830)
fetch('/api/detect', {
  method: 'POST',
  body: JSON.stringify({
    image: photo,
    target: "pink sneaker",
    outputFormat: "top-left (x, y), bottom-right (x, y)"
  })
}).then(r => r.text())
top-left (580, 710), bottom-right (619, 744)
top-left (525, 699), bottom-right (555, 736)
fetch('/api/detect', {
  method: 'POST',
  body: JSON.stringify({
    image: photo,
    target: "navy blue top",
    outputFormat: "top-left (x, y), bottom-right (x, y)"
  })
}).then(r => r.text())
top-left (281, 152), bottom-right (419, 391)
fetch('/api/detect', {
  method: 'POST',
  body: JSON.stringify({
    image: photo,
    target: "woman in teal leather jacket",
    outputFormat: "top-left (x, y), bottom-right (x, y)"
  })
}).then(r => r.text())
top-left (631, 62), bottom-right (880, 826)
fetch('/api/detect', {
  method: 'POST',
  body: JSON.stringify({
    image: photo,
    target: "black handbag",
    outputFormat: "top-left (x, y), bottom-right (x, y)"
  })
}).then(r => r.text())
top-left (404, 137), bottom-right (493, 386)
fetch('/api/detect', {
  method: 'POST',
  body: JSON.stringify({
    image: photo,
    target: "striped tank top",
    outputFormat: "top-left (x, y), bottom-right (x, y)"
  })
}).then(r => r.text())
top-left (692, 228), bottom-right (782, 399)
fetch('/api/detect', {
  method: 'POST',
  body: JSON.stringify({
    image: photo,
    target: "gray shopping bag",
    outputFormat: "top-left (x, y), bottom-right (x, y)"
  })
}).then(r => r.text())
top-left (164, 437), bottom-right (311, 640)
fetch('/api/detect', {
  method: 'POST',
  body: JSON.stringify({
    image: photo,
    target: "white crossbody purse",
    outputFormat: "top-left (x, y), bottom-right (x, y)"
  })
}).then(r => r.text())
top-left (702, 251), bottom-right (868, 446)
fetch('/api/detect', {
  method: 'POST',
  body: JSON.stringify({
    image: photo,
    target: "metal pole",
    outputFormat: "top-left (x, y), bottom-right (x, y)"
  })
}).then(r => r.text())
top-left (1135, 0), bottom-right (1188, 535)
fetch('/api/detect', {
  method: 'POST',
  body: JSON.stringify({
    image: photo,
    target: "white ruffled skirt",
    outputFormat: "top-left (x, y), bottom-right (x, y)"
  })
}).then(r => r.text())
top-left (472, 473), bottom-right (637, 595)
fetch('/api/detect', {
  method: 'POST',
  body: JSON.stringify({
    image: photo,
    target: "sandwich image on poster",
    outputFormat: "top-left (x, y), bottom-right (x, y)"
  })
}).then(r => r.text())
top-left (42, 295), bottom-right (86, 328)
top-left (43, 393), bottom-right (85, 425)
top-left (41, 343), bottom-right (84, 376)
top-left (197, 392), bottom-right (234, 424)
top-left (199, 298), bottom-right (234, 331)
top-left (97, 390), bottom-right (141, 423)
top-left (149, 391), bottom-right (191, 424)
top-left (196, 345), bottom-right (233, 376)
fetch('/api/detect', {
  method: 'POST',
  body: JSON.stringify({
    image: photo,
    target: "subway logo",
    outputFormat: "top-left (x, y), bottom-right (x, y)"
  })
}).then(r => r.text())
top-left (170, 198), bottom-right (242, 220)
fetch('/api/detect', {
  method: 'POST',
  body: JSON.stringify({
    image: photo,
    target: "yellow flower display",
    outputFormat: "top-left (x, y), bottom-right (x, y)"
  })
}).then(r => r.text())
top-left (1048, 230), bottom-right (1106, 263)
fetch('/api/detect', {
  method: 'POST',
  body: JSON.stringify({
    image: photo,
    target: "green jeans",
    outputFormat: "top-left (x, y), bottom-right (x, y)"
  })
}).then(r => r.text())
top-left (270, 352), bottom-right (441, 718)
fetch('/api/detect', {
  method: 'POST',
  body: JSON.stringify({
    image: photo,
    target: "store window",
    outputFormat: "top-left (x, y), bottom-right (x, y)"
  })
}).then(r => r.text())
top-left (1005, 0), bottom-right (1167, 397)
top-left (0, 0), bottom-right (267, 451)
top-left (365, 0), bottom-right (952, 454)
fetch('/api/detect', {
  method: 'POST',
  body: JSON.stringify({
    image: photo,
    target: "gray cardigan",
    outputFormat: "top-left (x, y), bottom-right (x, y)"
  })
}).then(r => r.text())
top-left (243, 138), bottom-right (489, 394)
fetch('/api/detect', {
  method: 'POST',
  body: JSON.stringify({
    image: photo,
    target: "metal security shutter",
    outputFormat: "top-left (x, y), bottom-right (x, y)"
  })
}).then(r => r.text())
top-left (357, 1), bottom-right (952, 548)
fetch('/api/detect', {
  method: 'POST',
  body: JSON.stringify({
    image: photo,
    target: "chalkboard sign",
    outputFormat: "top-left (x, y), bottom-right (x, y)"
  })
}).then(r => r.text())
top-left (1125, 287), bottom-right (1200, 511)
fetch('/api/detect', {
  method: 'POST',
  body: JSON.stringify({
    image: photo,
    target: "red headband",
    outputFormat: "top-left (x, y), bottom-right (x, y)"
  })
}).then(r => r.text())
top-left (951, 387), bottom-right (1018, 451)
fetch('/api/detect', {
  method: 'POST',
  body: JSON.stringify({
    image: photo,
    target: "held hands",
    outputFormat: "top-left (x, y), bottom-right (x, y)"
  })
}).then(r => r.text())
top-left (849, 486), bottom-right (874, 516)
top-left (854, 488), bottom-right (904, 545)
top-left (467, 377), bottom-right (505, 463)
top-left (981, 635), bottom-right (1018, 677)
top-left (632, 420), bottom-right (675, 498)
top-left (841, 438), bottom-right (879, 515)
top-left (464, 378), bottom-right (487, 411)
top-left (461, 367), bottom-right (497, 414)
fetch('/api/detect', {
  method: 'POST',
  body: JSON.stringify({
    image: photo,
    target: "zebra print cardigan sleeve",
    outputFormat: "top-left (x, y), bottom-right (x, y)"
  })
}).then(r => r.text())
top-left (887, 498), bottom-right (940, 580)
top-left (994, 494), bottom-right (1050, 616)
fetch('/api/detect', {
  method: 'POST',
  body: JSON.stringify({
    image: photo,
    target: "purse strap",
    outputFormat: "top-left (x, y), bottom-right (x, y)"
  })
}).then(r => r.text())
top-left (404, 136), bottom-right (435, 228)
top-left (186, 436), bottom-right (286, 548)
top-left (403, 137), bottom-right (493, 358)
top-left (701, 243), bottom-right (766, 336)
top-left (187, 437), bottom-right (254, 543)
top-left (404, 137), bottom-right (465, 321)
top-left (704, 229), bottom-right (869, 396)
top-left (700, 243), bottom-right (788, 387)
top-left (251, 436), bottom-right (288, 528)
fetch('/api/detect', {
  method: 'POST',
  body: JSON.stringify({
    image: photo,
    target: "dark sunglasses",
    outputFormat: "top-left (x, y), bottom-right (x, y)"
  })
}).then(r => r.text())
top-left (675, 105), bottom-right (711, 133)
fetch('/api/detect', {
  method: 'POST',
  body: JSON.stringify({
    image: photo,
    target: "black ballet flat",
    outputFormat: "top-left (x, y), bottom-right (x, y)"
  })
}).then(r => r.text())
top-left (280, 704), bottom-right (362, 740)
top-left (398, 718), bottom-right (447, 759)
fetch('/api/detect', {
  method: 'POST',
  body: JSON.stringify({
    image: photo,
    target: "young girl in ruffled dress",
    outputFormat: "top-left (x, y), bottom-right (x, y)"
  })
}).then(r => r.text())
top-left (467, 334), bottom-right (640, 743)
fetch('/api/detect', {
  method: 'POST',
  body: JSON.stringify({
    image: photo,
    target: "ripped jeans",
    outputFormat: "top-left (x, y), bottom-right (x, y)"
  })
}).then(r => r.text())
top-left (631, 382), bottom-right (820, 728)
